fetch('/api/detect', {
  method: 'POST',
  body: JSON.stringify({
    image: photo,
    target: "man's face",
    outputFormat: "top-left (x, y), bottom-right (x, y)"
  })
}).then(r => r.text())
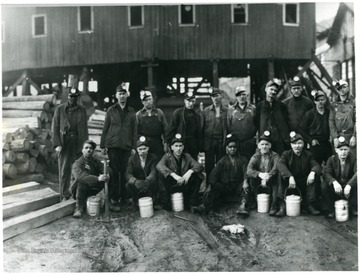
top-left (82, 143), bottom-right (94, 158)
top-left (171, 142), bottom-right (184, 157)
top-left (337, 84), bottom-right (349, 97)
top-left (336, 146), bottom-right (350, 160)
top-left (290, 85), bottom-right (302, 98)
top-left (142, 96), bottom-right (154, 110)
top-left (68, 95), bottom-right (78, 106)
top-left (137, 145), bottom-right (149, 158)
top-left (265, 85), bottom-right (278, 101)
top-left (184, 98), bottom-right (196, 109)
top-left (211, 94), bottom-right (222, 105)
top-left (258, 140), bottom-right (272, 154)
top-left (116, 91), bottom-right (128, 104)
top-left (226, 141), bottom-right (237, 156)
top-left (290, 139), bottom-right (304, 155)
top-left (236, 92), bottom-right (247, 104)
top-left (314, 96), bottom-right (326, 109)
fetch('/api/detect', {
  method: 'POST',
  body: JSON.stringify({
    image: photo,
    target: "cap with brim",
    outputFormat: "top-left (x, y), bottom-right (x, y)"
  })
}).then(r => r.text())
top-left (140, 90), bottom-right (152, 101)
top-left (289, 131), bottom-right (303, 143)
top-left (83, 140), bottom-right (96, 150)
top-left (137, 136), bottom-right (149, 148)
top-left (337, 136), bottom-right (350, 148)
top-left (265, 79), bottom-right (280, 89)
top-left (337, 79), bottom-right (348, 89)
top-left (209, 87), bottom-right (221, 97)
top-left (289, 76), bottom-right (301, 87)
top-left (184, 91), bottom-right (195, 100)
top-left (311, 90), bottom-right (326, 101)
top-left (68, 87), bottom-right (80, 97)
top-left (259, 130), bottom-right (272, 143)
top-left (225, 133), bottom-right (237, 146)
top-left (171, 133), bottom-right (184, 145)
top-left (235, 86), bottom-right (246, 96)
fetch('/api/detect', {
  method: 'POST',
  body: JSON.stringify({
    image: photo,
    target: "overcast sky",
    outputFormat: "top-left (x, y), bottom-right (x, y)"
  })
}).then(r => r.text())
top-left (316, 2), bottom-right (340, 22)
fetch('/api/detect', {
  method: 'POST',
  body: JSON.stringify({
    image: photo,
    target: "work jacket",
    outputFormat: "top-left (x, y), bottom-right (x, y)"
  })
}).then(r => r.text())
top-left (125, 153), bottom-right (158, 185)
top-left (227, 101), bottom-right (256, 141)
top-left (329, 95), bottom-right (356, 139)
top-left (247, 150), bottom-right (279, 179)
top-left (323, 153), bottom-right (357, 187)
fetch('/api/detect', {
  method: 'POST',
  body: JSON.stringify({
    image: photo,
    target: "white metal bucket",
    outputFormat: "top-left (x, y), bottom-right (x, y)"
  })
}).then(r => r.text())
top-left (257, 193), bottom-right (270, 213)
top-left (171, 192), bottom-right (184, 212)
top-left (285, 195), bottom-right (301, 216)
top-left (335, 199), bottom-right (349, 222)
top-left (87, 196), bottom-right (101, 217)
top-left (139, 197), bottom-right (154, 218)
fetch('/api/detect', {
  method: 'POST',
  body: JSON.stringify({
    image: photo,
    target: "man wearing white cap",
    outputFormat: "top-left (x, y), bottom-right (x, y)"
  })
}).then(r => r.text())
top-left (329, 79), bottom-right (356, 153)
top-left (156, 133), bottom-right (204, 211)
top-left (321, 136), bottom-right (357, 218)
top-left (125, 136), bottom-right (159, 209)
top-left (228, 85), bottom-right (257, 160)
top-left (166, 91), bottom-right (203, 160)
top-left (136, 90), bottom-right (168, 159)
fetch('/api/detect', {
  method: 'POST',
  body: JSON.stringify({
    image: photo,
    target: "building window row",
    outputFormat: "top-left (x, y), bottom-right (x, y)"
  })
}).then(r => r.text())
top-left (13, 4), bottom-right (299, 39)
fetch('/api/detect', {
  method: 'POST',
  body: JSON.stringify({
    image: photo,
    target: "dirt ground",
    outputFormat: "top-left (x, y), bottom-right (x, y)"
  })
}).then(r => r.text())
top-left (3, 189), bottom-right (358, 272)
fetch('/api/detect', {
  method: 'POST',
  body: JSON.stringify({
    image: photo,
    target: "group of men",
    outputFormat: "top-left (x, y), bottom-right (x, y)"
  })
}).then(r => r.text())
top-left (52, 77), bottom-right (357, 219)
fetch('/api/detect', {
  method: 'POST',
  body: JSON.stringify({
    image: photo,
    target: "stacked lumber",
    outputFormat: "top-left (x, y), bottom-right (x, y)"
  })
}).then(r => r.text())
top-left (2, 94), bottom-right (57, 181)
top-left (88, 109), bottom-right (106, 158)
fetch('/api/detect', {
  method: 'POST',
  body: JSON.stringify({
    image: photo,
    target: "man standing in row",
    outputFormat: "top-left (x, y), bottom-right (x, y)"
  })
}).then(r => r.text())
top-left (101, 84), bottom-right (137, 210)
top-left (136, 90), bottom-right (168, 160)
top-left (202, 87), bottom-right (228, 178)
top-left (166, 91), bottom-right (203, 160)
top-left (228, 86), bottom-right (257, 160)
top-left (255, 79), bottom-right (290, 155)
top-left (283, 76), bottom-right (313, 131)
top-left (52, 80), bottom-right (88, 202)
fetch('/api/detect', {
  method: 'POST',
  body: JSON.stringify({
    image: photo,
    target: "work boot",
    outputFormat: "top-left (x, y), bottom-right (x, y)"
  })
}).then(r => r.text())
top-left (73, 200), bottom-right (84, 218)
top-left (306, 205), bottom-right (321, 215)
top-left (269, 203), bottom-right (278, 216)
top-left (275, 201), bottom-right (286, 217)
top-left (236, 202), bottom-right (249, 217)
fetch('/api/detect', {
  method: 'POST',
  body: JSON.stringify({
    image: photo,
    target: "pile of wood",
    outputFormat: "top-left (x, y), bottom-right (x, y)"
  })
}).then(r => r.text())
top-left (88, 109), bottom-right (106, 157)
top-left (2, 94), bottom-right (57, 182)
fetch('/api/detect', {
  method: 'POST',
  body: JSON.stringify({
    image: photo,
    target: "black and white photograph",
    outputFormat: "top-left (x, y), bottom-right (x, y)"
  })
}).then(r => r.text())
top-left (1, 0), bottom-right (358, 272)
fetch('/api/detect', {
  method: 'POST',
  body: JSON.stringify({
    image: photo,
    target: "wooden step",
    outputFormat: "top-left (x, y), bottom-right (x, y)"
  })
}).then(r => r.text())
top-left (3, 199), bottom-right (76, 241)
top-left (2, 181), bottom-right (41, 196)
top-left (3, 188), bottom-right (58, 206)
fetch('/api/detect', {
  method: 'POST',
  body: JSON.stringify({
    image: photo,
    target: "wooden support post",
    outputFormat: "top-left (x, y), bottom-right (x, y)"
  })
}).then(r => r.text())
top-left (141, 61), bottom-right (159, 100)
top-left (267, 56), bottom-right (275, 80)
top-left (211, 59), bottom-right (219, 88)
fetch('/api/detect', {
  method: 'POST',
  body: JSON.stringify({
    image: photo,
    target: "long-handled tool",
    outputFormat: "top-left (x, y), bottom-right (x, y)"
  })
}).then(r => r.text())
top-left (101, 159), bottom-right (110, 222)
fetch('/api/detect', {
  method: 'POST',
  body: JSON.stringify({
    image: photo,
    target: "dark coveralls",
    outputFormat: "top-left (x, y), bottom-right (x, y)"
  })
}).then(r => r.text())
top-left (203, 154), bottom-right (248, 211)
top-left (228, 102), bottom-right (257, 161)
top-left (52, 103), bottom-right (88, 200)
top-left (202, 104), bottom-right (228, 177)
top-left (166, 107), bottom-right (203, 160)
top-left (321, 153), bottom-right (357, 213)
top-left (283, 96), bottom-right (313, 131)
top-left (70, 155), bottom-right (110, 210)
top-left (255, 100), bottom-right (290, 155)
top-left (247, 150), bottom-right (280, 208)
top-left (136, 107), bottom-right (167, 160)
top-left (277, 149), bottom-right (322, 208)
top-left (156, 152), bottom-right (204, 209)
top-left (125, 152), bottom-right (158, 206)
top-left (100, 103), bottom-right (137, 203)
top-left (298, 108), bottom-right (332, 165)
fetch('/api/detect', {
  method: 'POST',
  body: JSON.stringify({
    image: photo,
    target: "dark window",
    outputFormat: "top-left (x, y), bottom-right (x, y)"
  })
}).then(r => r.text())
top-left (80, 6), bottom-right (92, 31)
top-left (233, 4), bottom-right (247, 24)
top-left (285, 3), bottom-right (298, 24)
top-left (130, 6), bottom-right (143, 27)
top-left (180, 5), bottom-right (194, 24)
top-left (34, 16), bottom-right (45, 36)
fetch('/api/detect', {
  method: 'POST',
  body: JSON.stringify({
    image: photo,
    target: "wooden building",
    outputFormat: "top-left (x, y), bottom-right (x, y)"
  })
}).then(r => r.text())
top-left (2, 3), bottom-right (316, 109)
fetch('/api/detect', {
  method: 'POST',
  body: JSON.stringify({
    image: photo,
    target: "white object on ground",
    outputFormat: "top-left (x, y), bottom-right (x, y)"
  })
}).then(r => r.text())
top-left (221, 224), bottom-right (245, 234)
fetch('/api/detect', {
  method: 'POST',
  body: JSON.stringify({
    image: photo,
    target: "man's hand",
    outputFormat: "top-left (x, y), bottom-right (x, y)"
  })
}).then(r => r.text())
top-left (98, 174), bottom-right (109, 182)
top-left (344, 184), bottom-right (351, 198)
top-left (182, 170), bottom-right (193, 183)
top-left (258, 172), bottom-right (270, 182)
top-left (289, 176), bottom-right (296, 189)
top-left (140, 180), bottom-right (150, 192)
top-left (307, 171), bottom-right (315, 185)
top-left (261, 179), bottom-right (267, 188)
top-left (350, 136), bottom-right (356, 147)
top-left (311, 139), bottom-right (320, 146)
top-left (243, 180), bottom-right (249, 191)
top-left (333, 181), bottom-right (342, 195)
top-left (171, 173), bottom-right (185, 185)
top-left (333, 138), bottom-right (339, 148)
top-left (101, 148), bottom-right (108, 155)
top-left (55, 146), bottom-right (62, 157)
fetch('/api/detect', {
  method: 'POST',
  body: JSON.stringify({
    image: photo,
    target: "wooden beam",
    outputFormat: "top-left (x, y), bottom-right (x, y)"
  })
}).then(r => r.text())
top-left (3, 199), bottom-right (76, 241)
top-left (211, 59), bottom-right (219, 88)
top-left (3, 188), bottom-right (57, 205)
top-left (2, 181), bottom-right (41, 196)
top-left (3, 71), bottom-right (27, 97)
top-left (311, 53), bottom-right (338, 95)
top-left (3, 174), bottom-right (45, 187)
top-left (306, 68), bottom-right (323, 91)
top-left (3, 191), bottom-right (59, 219)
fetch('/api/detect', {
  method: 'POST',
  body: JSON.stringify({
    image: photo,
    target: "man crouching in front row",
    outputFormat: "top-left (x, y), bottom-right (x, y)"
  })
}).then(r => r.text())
top-left (70, 140), bottom-right (111, 218)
